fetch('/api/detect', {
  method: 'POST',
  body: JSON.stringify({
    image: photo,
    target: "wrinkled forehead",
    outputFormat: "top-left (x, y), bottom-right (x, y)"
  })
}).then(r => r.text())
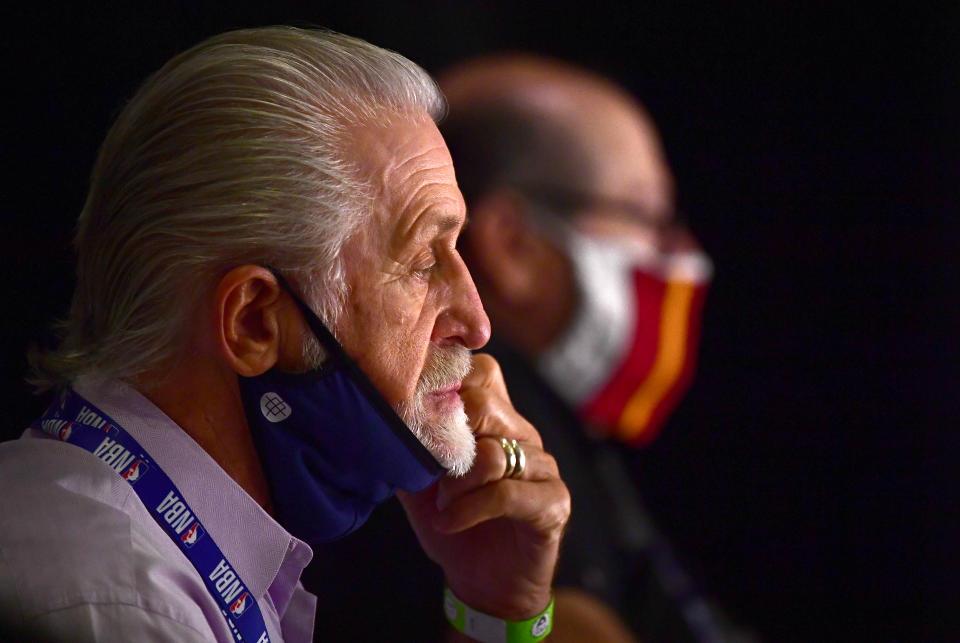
top-left (347, 113), bottom-right (465, 244)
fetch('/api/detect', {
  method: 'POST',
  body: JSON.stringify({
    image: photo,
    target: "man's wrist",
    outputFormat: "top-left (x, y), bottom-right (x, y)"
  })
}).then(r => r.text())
top-left (444, 586), bottom-right (553, 643)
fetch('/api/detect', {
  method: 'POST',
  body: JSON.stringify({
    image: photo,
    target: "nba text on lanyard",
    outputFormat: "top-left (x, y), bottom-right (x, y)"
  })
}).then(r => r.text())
top-left (34, 389), bottom-right (272, 643)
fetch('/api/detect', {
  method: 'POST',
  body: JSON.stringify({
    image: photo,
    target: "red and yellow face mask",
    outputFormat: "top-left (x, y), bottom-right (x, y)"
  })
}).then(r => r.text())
top-left (537, 231), bottom-right (711, 446)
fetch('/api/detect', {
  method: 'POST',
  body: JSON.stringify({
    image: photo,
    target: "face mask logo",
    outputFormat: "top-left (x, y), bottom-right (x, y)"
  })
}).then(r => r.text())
top-left (238, 269), bottom-right (444, 544)
top-left (259, 392), bottom-right (292, 423)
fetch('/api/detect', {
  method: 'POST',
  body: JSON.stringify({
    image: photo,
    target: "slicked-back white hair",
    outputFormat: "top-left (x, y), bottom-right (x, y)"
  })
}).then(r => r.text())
top-left (33, 26), bottom-right (446, 390)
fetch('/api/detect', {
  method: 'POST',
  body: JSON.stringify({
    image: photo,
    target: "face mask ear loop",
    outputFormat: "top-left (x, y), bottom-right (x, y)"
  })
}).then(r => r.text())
top-left (262, 266), bottom-right (340, 359)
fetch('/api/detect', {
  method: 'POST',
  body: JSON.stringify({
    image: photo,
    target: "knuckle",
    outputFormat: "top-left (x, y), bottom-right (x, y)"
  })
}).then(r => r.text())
top-left (522, 419), bottom-right (544, 448)
top-left (477, 396), bottom-right (502, 420)
top-left (539, 451), bottom-right (559, 477)
top-left (550, 483), bottom-right (572, 527)
top-left (466, 400), bottom-right (508, 435)
top-left (468, 411), bottom-right (492, 434)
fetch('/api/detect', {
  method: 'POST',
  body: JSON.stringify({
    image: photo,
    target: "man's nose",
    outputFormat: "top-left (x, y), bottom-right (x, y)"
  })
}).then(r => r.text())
top-left (432, 254), bottom-right (491, 350)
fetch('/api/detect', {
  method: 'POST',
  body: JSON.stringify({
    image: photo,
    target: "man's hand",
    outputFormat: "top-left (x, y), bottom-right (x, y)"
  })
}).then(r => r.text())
top-left (397, 353), bottom-right (570, 620)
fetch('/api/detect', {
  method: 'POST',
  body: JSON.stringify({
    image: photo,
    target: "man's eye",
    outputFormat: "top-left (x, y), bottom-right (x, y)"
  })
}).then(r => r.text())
top-left (412, 257), bottom-right (438, 279)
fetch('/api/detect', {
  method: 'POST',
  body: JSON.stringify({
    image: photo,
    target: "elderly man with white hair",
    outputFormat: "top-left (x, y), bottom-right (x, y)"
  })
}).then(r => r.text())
top-left (0, 27), bottom-right (569, 643)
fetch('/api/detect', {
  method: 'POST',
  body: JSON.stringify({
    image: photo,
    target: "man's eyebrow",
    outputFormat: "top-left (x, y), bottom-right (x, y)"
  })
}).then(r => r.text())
top-left (436, 213), bottom-right (463, 234)
top-left (405, 212), bottom-right (465, 244)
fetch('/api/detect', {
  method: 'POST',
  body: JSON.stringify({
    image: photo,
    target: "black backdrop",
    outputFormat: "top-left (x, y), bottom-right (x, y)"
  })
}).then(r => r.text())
top-left (4, 3), bottom-right (956, 641)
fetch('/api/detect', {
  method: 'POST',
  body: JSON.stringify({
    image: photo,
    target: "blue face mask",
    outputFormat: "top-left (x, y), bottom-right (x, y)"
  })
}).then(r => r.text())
top-left (238, 271), bottom-right (444, 545)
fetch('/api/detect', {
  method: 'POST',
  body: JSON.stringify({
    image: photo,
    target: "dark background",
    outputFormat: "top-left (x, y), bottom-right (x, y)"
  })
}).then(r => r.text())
top-left (3, 3), bottom-right (956, 641)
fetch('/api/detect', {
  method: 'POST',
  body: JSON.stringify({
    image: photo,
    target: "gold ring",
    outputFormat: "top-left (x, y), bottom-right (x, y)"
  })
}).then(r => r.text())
top-left (510, 439), bottom-right (525, 479)
top-left (500, 438), bottom-right (517, 478)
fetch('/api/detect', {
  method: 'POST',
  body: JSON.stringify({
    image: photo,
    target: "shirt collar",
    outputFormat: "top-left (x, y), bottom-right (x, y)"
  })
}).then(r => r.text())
top-left (72, 374), bottom-right (313, 613)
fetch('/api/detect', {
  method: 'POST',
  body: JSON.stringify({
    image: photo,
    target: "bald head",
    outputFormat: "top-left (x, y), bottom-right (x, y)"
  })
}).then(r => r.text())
top-left (439, 54), bottom-right (675, 222)
top-left (438, 55), bottom-right (681, 357)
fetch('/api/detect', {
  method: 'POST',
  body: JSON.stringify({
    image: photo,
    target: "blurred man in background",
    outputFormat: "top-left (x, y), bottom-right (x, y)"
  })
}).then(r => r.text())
top-left (440, 55), bottom-right (712, 447)
top-left (438, 55), bottom-right (734, 641)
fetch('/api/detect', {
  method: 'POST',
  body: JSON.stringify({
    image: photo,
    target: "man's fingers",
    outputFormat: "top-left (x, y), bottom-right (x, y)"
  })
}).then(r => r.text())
top-left (433, 351), bottom-right (568, 541)
top-left (436, 437), bottom-right (559, 511)
top-left (461, 390), bottom-right (542, 446)
top-left (460, 353), bottom-right (543, 446)
top-left (432, 477), bottom-right (571, 535)
top-left (461, 353), bottom-right (509, 397)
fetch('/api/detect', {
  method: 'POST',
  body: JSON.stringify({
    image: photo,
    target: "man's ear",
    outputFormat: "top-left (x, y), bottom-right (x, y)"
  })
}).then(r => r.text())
top-left (214, 265), bottom-right (289, 377)
top-left (463, 189), bottom-right (546, 307)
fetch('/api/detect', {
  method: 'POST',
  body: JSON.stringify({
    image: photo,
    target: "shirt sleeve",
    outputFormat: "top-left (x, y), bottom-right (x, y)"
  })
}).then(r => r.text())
top-left (26, 603), bottom-right (216, 643)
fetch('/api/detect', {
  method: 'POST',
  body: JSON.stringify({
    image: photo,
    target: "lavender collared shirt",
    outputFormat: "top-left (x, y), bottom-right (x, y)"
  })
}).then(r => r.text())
top-left (0, 376), bottom-right (317, 642)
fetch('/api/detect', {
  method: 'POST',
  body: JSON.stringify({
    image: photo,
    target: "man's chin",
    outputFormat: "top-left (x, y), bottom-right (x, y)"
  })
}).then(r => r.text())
top-left (397, 391), bottom-right (477, 477)
top-left (402, 400), bottom-right (476, 478)
top-left (426, 404), bottom-right (476, 478)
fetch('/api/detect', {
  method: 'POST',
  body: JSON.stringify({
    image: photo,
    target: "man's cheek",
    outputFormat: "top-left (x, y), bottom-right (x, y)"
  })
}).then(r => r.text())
top-left (364, 284), bottom-right (435, 404)
top-left (381, 283), bottom-right (430, 330)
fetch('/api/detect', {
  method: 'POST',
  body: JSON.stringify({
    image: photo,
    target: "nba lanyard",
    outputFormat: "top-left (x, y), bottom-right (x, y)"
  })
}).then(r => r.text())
top-left (32, 389), bottom-right (272, 643)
